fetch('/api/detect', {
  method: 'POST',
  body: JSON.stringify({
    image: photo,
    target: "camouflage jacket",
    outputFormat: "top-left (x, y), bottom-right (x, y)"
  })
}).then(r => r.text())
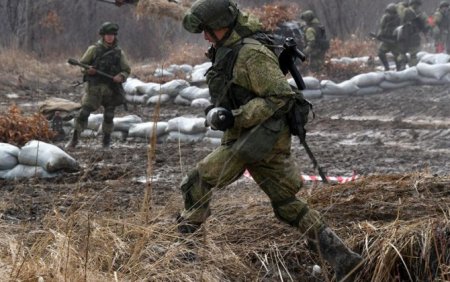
top-left (80, 39), bottom-right (131, 84)
top-left (432, 9), bottom-right (450, 40)
top-left (206, 12), bottom-right (294, 144)
top-left (378, 12), bottom-right (401, 40)
top-left (302, 18), bottom-right (325, 54)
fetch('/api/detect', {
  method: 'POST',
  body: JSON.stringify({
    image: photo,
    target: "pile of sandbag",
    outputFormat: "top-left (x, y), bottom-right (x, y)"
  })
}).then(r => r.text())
top-left (0, 141), bottom-right (79, 180)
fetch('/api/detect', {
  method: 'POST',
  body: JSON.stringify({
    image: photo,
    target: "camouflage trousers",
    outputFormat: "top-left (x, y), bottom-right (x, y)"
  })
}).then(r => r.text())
top-left (378, 42), bottom-right (405, 70)
top-left (179, 143), bottom-right (325, 236)
top-left (75, 83), bottom-right (122, 134)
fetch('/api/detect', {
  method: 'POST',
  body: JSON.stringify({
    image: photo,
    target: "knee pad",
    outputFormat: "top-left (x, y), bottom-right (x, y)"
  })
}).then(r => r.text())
top-left (78, 106), bottom-right (92, 122)
top-left (272, 197), bottom-right (309, 227)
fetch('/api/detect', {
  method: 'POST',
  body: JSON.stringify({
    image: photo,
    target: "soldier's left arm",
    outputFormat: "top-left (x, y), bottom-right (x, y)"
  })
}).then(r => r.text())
top-left (232, 45), bottom-right (293, 129)
top-left (118, 50), bottom-right (131, 80)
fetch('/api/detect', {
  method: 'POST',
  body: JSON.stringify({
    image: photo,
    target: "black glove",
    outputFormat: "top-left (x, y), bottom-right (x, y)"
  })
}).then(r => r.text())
top-left (206, 107), bottom-right (234, 131)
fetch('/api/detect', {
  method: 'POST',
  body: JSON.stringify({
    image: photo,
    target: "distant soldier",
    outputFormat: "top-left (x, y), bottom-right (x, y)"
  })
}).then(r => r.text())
top-left (66, 22), bottom-right (131, 149)
top-left (397, 1), bottom-right (409, 21)
top-left (431, 1), bottom-right (450, 53)
top-left (299, 10), bottom-right (330, 73)
top-left (377, 3), bottom-right (404, 71)
top-left (398, 0), bottom-right (429, 67)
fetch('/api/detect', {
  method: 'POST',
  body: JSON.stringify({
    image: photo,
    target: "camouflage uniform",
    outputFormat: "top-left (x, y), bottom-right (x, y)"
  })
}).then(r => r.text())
top-left (69, 22), bottom-right (130, 148)
top-left (431, 1), bottom-right (450, 53)
top-left (377, 4), bottom-right (404, 71)
top-left (300, 10), bottom-right (329, 73)
top-left (397, 1), bottom-right (409, 21)
top-left (399, 0), bottom-right (429, 66)
top-left (182, 0), bottom-right (362, 280)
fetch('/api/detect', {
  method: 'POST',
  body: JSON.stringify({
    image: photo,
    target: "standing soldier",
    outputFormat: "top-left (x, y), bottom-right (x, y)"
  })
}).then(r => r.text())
top-left (180, 0), bottom-right (362, 281)
top-left (66, 22), bottom-right (131, 149)
top-left (397, 1), bottom-right (409, 21)
top-left (299, 10), bottom-right (330, 73)
top-left (431, 1), bottom-right (450, 53)
top-left (399, 0), bottom-right (429, 67)
top-left (377, 3), bottom-right (404, 71)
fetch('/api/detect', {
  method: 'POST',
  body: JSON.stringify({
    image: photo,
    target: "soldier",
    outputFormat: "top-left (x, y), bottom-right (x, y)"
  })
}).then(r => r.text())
top-left (299, 10), bottom-right (330, 73)
top-left (377, 3), bottom-right (404, 71)
top-left (397, 1), bottom-right (409, 21)
top-left (66, 22), bottom-right (131, 149)
top-left (399, 0), bottom-right (429, 67)
top-left (180, 0), bottom-right (362, 281)
top-left (431, 1), bottom-right (450, 53)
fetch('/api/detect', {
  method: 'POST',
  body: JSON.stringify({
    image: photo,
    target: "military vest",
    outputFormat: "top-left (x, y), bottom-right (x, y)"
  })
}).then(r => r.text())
top-left (88, 42), bottom-right (122, 84)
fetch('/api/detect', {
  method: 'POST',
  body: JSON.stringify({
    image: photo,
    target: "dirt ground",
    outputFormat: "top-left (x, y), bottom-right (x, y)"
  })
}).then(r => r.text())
top-left (0, 73), bottom-right (449, 280)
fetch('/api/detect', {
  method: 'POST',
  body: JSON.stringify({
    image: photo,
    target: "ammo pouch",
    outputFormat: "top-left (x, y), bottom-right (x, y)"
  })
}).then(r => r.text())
top-left (231, 117), bottom-right (284, 163)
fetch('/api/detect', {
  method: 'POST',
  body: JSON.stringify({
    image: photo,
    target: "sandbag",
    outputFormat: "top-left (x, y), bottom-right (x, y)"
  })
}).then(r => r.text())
top-left (123, 78), bottom-right (147, 95)
top-left (384, 67), bottom-right (419, 82)
top-left (356, 86), bottom-right (384, 96)
top-left (113, 115), bottom-right (143, 132)
top-left (167, 64), bottom-right (193, 74)
top-left (416, 76), bottom-right (446, 85)
top-left (302, 89), bottom-right (323, 99)
top-left (350, 72), bottom-right (385, 87)
top-left (125, 93), bottom-right (149, 105)
top-left (418, 52), bottom-right (450, 65)
top-left (154, 68), bottom-right (175, 78)
top-left (379, 80), bottom-right (415, 90)
top-left (38, 97), bottom-right (81, 120)
top-left (191, 62), bottom-right (211, 83)
top-left (0, 164), bottom-right (58, 180)
top-left (146, 94), bottom-right (171, 105)
top-left (179, 86), bottom-right (210, 100)
top-left (288, 77), bottom-right (320, 90)
top-left (174, 95), bottom-right (192, 106)
top-left (416, 62), bottom-right (450, 80)
top-left (18, 140), bottom-right (79, 172)
top-left (136, 82), bottom-right (160, 96)
top-left (203, 137), bottom-right (222, 146)
top-left (0, 143), bottom-right (20, 170)
top-left (160, 79), bottom-right (190, 97)
top-left (167, 116), bottom-right (206, 134)
top-left (167, 131), bottom-right (205, 144)
top-left (321, 80), bottom-right (359, 96)
top-left (191, 98), bottom-right (212, 108)
top-left (204, 128), bottom-right (224, 139)
top-left (128, 122), bottom-right (168, 138)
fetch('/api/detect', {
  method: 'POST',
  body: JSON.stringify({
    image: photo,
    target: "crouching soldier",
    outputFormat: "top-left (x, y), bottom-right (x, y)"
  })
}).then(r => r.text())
top-left (66, 22), bottom-right (131, 149)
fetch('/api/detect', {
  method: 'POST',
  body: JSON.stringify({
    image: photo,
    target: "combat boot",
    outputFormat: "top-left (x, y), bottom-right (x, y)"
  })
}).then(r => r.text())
top-left (102, 133), bottom-right (111, 148)
top-left (379, 54), bottom-right (390, 71)
top-left (315, 227), bottom-right (363, 282)
top-left (65, 129), bottom-right (79, 149)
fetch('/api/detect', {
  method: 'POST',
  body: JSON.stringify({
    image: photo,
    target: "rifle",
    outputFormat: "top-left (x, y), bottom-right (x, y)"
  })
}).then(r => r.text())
top-left (369, 32), bottom-right (397, 44)
top-left (67, 58), bottom-right (128, 111)
top-left (279, 38), bottom-right (328, 183)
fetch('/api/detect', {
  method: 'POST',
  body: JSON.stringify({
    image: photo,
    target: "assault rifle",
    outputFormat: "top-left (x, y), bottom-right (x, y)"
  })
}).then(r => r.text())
top-left (369, 32), bottom-right (397, 44)
top-left (279, 38), bottom-right (328, 183)
top-left (67, 58), bottom-right (128, 111)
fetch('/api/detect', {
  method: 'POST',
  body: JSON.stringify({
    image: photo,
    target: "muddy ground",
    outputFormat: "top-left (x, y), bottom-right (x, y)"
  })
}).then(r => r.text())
top-left (0, 74), bottom-right (449, 280)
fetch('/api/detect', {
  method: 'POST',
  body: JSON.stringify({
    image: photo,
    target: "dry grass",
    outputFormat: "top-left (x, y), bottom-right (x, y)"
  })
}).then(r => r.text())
top-left (0, 172), bottom-right (448, 281)
top-left (248, 2), bottom-right (301, 31)
top-left (135, 0), bottom-right (190, 21)
top-left (0, 105), bottom-right (55, 146)
top-left (327, 36), bottom-right (377, 59)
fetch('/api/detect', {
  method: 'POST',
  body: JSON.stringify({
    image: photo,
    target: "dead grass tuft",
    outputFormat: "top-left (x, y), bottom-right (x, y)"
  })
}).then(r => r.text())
top-left (248, 2), bottom-right (301, 31)
top-left (135, 0), bottom-right (189, 21)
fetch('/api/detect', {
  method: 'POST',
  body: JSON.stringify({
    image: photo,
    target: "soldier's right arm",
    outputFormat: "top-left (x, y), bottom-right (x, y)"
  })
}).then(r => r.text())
top-left (79, 46), bottom-right (97, 73)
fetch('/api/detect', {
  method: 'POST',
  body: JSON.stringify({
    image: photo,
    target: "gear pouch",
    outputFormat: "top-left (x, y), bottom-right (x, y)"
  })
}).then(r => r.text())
top-left (231, 117), bottom-right (283, 163)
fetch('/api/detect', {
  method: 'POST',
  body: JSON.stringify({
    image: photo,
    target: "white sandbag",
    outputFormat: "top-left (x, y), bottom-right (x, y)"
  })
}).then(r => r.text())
top-left (379, 80), bottom-right (416, 90)
top-left (331, 56), bottom-right (370, 65)
top-left (356, 86), bottom-right (384, 96)
top-left (288, 76), bottom-right (320, 89)
top-left (321, 80), bottom-right (359, 96)
top-left (0, 143), bottom-right (20, 170)
top-left (416, 76), bottom-right (446, 85)
top-left (167, 116), bottom-right (207, 134)
top-left (203, 137), bottom-right (222, 146)
top-left (167, 64), bottom-right (193, 74)
top-left (205, 128), bottom-right (224, 138)
top-left (154, 68), bottom-right (175, 78)
top-left (128, 122), bottom-right (168, 138)
top-left (0, 164), bottom-right (58, 180)
top-left (384, 67), bottom-right (419, 82)
top-left (80, 129), bottom-right (97, 138)
top-left (416, 62), bottom-right (450, 80)
top-left (167, 131), bottom-right (205, 144)
top-left (191, 62), bottom-right (211, 83)
top-left (123, 78), bottom-right (147, 94)
top-left (191, 98), bottom-right (212, 108)
top-left (146, 94), bottom-right (171, 105)
top-left (18, 140), bottom-right (79, 172)
top-left (160, 79), bottom-right (190, 97)
top-left (350, 72), bottom-right (385, 87)
top-left (174, 95), bottom-right (192, 106)
top-left (419, 52), bottom-right (450, 65)
top-left (302, 89), bottom-right (323, 99)
top-left (179, 86), bottom-right (210, 100)
top-left (125, 93), bottom-right (149, 105)
top-left (113, 115), bottom-right (143, 132)
top-left (136, 82), bottom-right (160, 96)
top-left (67, 113), bottom-right (103, 130)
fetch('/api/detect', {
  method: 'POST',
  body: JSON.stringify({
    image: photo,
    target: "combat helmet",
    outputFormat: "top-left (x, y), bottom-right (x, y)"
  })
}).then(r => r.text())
top-left (99, 22), bottom-right (119, 35)
top-left (183, 0), bottom-right (239, 33)
top-left (300, 10), bottom-right (315, 23)
top-left (408, 0), bottom-right (422, 6)
top-left (440, 0), bottom-right (450, 8)
top-left (386, 3), bottom-right (398, 14)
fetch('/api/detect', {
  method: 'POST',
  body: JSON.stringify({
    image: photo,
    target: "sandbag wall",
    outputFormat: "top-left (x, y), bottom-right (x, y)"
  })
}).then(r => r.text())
top-left (0, 141), bottom-right (79, 180)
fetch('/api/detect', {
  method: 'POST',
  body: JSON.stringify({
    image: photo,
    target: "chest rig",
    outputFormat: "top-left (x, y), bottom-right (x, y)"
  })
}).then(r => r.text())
top-left (87, 43), bottom-right (122, 84)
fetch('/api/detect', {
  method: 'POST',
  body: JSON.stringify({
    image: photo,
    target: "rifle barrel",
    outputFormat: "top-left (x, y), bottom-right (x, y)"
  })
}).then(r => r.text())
top-left (67, 58), bottom-right (115, 79)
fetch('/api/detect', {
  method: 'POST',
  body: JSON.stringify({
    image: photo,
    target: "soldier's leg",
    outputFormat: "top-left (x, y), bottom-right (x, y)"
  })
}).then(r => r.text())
top-left (102, 106), bottom-right (115, 147)
top-left (250, 154), bottom-right (362, 281)
top-left (378, 43), bottom-right (390, 71)
top-left (178, 145), bottom-right (246, 232)
top-left (66, 105), bottom-right (95, 148)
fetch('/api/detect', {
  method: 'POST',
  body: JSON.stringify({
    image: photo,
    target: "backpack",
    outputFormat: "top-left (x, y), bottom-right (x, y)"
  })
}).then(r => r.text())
top-left (314, 25), bottom-right (330, 51)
